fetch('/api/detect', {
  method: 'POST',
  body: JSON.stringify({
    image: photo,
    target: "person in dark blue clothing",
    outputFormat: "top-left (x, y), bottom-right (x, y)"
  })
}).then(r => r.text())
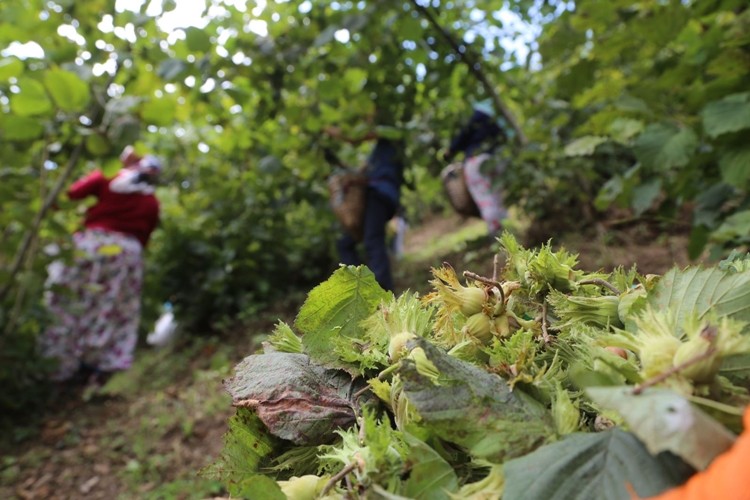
top-left (444, 104), bottom-right (505, 163)
top-left (444, 100), bottom-right (512, 234)
top-left (325, 126), bottom-right (405, 292)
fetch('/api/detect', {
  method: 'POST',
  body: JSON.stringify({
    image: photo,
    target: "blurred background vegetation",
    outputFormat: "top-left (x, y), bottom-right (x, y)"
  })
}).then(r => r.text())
top-left (1, 0), bottom-right (748, 426)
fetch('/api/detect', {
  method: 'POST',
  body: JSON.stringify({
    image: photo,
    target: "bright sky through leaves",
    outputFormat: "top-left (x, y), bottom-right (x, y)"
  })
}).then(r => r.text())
top-left (3, 0), bottom-right (536, 68)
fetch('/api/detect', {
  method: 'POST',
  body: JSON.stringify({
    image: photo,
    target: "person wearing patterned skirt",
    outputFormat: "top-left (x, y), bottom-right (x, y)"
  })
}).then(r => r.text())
top-left (444, 100), bottom-right (513, 235)
top-left (39, 148), bottom-right (161, 384)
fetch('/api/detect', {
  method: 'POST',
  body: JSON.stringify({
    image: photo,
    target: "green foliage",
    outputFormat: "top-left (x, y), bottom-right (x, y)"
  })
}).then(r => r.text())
top-left (649, 266), bottom-right (750, 330)
top-left (296, 265), bottom-right (390, 373)
top-left (210, 234), bottom-right (750, 497)
top-left (400, 338), bottom-right (554, 461)
top-left (201, 408), bottom-right (281, 494)
top-left (508, 1), bottom-right (750, 251)
top-left (0, 322), bottom-right (54, 433)
top-left (587, 387), bottom-right (736, 470)
top-left (400, 433), bottom-right (459, 499)
top-left (2, 0), bottom-right (749, 426)
top-left (145, 163), bottom-right (335, 331)
top-left (503, 429), bottom-right (692, 500)
top-left (701, 92), bottom-right (750, 138)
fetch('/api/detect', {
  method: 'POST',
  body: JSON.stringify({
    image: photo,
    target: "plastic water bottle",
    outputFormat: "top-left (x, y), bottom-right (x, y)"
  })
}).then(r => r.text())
top-left (147, 302), bottom-right (178, 347)
top-left (392, 216), bottom-right (407, 260)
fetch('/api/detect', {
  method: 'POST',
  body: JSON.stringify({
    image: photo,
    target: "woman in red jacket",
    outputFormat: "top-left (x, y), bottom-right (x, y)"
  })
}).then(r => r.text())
top-left (39, 147), bottom-right (161, 385)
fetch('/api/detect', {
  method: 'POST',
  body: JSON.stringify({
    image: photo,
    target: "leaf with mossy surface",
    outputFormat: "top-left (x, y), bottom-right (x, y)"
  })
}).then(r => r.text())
top-left (399, 338), bottom-right (554, 462)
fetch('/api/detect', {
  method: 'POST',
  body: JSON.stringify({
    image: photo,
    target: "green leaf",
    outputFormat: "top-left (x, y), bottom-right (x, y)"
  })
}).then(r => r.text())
top-left (719, 146), bottom-right (750, 189)
top-left (141, 96), bottom-right (177, 126)
top-left (594, 164), bottom-right (640, 211)
top-left (101, 157), bottom-right (121, 178)
top-left (633, 124), bottom-right (697, 170)
top-left (10, 77), bottom-right (52, 117)
top-left (563, 135), bottom-right (607, 156)
top-left (719, 353), bottom-right (750, 382)
top-left (343, 67), bottom-right (368, 93)
top-left (693, 183), bottom-right (735, 228)
top-left (503, 429), bottom-right (691, 500)
top-left (613, 95), bottom-right (651, 114)
top-left (0, 24), bottom-right (29, 44)
top-left (223, 352), bottom-right (365, 445)
top-left (342, 12), bottom-right (370, 32)
top-left (313, 25), bottom-right (338, 47)
top-left (607, 118), bottom-right (644, 143)
top-left (701, 92), bottom-right (750, 138)
top-left (711, 210), bottom-right (750, 246)
top-left (0, 57), bottom-right (23, 81)
top-left (633, 4), bottom-right (689, 46)
top-left (44, 69), bottom-right (90, 112)
top-left (594, 175), bottom-right (625, 211)
top-left (295, 265), bottom-right (389, 372)
top-left (229, 475), bottom-right (284, 500)
top-left (630, 178), bottom-right (661, 216)
top-left (201, 408), bottom-right (278, 489)
top-left (556, 59), bottom-right (597, 99)
top-left (375, 125), bottom-right (404, 140)
top-left (318, 78), bottom-right (340, 101)
top-left (539, 22), bottom-right (586, 61)
top-left (688, 225), bottom-right (710, 260)
top-left (185, 27), bottom-right (212, 52)
top-left (157, 58), bottom-right (187, 81)
top-left (85, 134), bottom-right (111, 156)
top-left (0, 115), bottom-right (44, 140)
top-left (400, 338), bottom-right (554, 462)
top-left (648, 265), bottom-right (750, 331)
top-left (107, 115), bottom-right (141, 147)
top-left (586, 387), bottom-right (735, 470)
top-left (401, 433), bottom-right (459, 499)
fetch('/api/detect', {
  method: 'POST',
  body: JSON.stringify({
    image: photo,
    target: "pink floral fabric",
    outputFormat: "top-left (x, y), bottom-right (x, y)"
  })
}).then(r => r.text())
top-left (39, 229), bottom-right (143, 381)
top-left (463, 153), bottom-right (507, 234)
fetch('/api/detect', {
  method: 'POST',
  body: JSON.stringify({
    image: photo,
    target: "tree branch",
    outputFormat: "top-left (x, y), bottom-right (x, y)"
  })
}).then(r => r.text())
top-left (408, 0), bottom-right (528, 145)
top-left (0, 72), bottom-right (117, 305)
top-left (578, 278), bottom-right (622, 295)
top-left (321, 461), bottom-right (358, 496)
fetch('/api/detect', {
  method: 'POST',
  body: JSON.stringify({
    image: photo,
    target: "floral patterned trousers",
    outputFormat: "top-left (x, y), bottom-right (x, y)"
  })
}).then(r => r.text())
top-left (39, 229), bottom-right (143, 381)
top-left (463, 153), bottom-right (508, 234)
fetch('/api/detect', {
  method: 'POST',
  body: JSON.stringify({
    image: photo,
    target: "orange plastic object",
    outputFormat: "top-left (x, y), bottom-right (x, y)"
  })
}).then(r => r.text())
top-left (648, 406), bottom-right (750, 500)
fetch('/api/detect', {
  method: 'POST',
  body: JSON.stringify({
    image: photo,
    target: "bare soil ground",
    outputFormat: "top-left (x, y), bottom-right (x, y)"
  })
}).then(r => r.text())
top-left (0, 214), bottom-right (698, 500)
top-left (396, 213), bottom-right (695, 293)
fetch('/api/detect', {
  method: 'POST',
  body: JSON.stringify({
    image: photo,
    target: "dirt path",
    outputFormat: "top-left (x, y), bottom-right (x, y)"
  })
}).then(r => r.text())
top-left (399, 213), bottom-right (693, 281)
top-left (1, 342), bottom-right (237, 500)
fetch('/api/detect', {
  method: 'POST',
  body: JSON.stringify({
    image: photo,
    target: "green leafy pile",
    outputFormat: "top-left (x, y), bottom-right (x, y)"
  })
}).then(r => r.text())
top-left (206, 233), bottom-right (750, 499)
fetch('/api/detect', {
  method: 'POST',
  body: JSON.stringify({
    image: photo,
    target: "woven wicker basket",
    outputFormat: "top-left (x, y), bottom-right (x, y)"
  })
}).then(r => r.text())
top-left (328, 170), bottom-right (367, 241)
top-left (441, 162), bottom-right (480, 217)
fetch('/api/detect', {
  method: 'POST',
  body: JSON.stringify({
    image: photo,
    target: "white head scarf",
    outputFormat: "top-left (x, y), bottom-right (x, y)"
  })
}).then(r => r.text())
top-left (110, 155), bottom-right (162, 195)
